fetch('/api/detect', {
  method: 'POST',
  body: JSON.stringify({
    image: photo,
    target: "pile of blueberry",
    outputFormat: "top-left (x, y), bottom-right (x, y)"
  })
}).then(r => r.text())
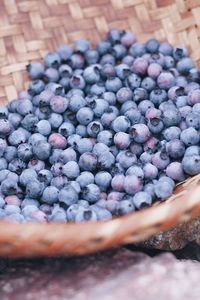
top-left (0, 29), bottom-right (200, 223)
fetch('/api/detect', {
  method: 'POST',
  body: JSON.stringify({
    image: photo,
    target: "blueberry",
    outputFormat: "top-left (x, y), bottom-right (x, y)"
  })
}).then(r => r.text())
top-left (120, 101), bottom-right (137, 115)
top-left (144, 183), bottom-right (156, 200)
top-left (21, 199), bottom-right (40, 208)
top-left (147, 63), bottom-right (162, 79)
top-left (28, 133), bottom-right (46, 146)
top-left (26, 62), bottom-right (44, 79)
top-left (17, 143), bottom-right (33, 162)
top-left (163, 126), bottom-right (181, 141)
top-left (36, 120), bottom-right (51, 136)
top-left (162, 109), bottom-right (181, 127)
top-left (129, 124), bottom-right (151, 143)
top-left (117, 200), bottom-right (134, 215)
top-left (28, 158), bottom-right (45, 173)
top-left (57, 44), bottom-right (72, 61)
top-left (114, 132), bottom-right (130, 149)
top-left (1, 179), bottom-right (18, 196)
top-left (166, 162), bottom-right (185, 182)
top-left (129, 43), bottom-right (146, 57)
top-left (82, 184), bottom-right (100, 203)
top-left (148, 117), bottom-right (164, 134)
top-left (94, 171), bottom-right (112, 191)
top-left (16, 99), bottom-right (33, 115)
top-left (75, 209), bottom-right (97, 223)
top-left (91, 205), bottom-right (112, 221)
top-left (182, 155), bottom-right (200, 175)
top-left (116, 87), bottom-right (133, 104)
top-left (50, 95), bottom-right (68, 113)
top-left (42, 186), bottom-right (59, 204)
top-left (0, 170), bottom-right (10, 183)
top-left (48, 113), bottom-right (63, 129)
top-left (105, 77), bottom-right (122, 92)
top-left (48, 133), bottom-right (67, 149)
top-left (87, 121), bottom-right (103, 138)
top-left (98, 151), bottom-right (115, 169)
top-left (140, 152), bottom-right (152, 164)
top-left (166, 139), bottom-right (185, 159)
top-left (76, 171), bottom-right (94, 188)
top-left (58, 122), bottom-right (75, 138)
top-left (38, 169), bottom-right (53, 185)
top-left (184, 146), bottom-right (200, 157)
top-left (85, 50), bottom-right (99, 65)
top-left (154, 181), bottom-right (173, 200)
top-left (157, 72), bottom-right (175, 90)
top-left (112, 116), bottom-right (130, 133)
top-left (138, 100), bottom-right (154, 115)
top-left (125, 73), bottom-right (141, 89)
top-left (59, 148), bottom-right (77, 164)
top-left (93, 143), bottom-right (109, 157)
top-left (76, 107), bottom-right (94, 125)
top-left (151, 151), bottom-right (170, 170)
top-left (44, 52), bottom-right (61, 68)
top-left (164, 55), bottom-right (175, 69)
top-left (49, 149), bottom-right (62, 164)
top-left (180, 127), bottom-right (200, 146)
top-left (141, 76), bottom-right (156, 92)
top-left (62, 161), bottom-right (80, 179)
top-left (76, 124), bottom-right (87, 137)
top-left (49, 207), bottom-right (67, 223)
top-left (97, 130), bottom-right (113, 146)
top-left (0, 119), bottom-right (12, 137)
top-left (132, 57), bottom-right (148, 76)
top-left (125, 165), bottom-right (143, 178)
top-left (133, 88), bottom-right (148, 102)
top-left (188, 89), bottom-right (200, 105)
top-left (117, 150), bottom-right (137, 169)
top-left (124, 175), bottom-right (143, 195)
top-left (33, 140), bottom-right (51, 161)
top-left (150, 88), bottom-right (167, 106)
top-left (8, 158), bottom-right (26, 175)
top-left (97, 40), bottom-right (111, 55)
top-left (125, 108), bottom-right (142, 125)
top-left (130, 142), bottom-right (143, 156)
top-left (51, 176), bottom-right (68, 189)
top-left (111, 174), bottom-right (125, 192)
top-left (4, 205), bottom-right (21, 215)
top-left (26, 180), bottom-right (44, 198)
top-left (173, 47), bottom-right (188, 61)
top-left (79, 152), bottom-right (97, 171)
top-left (143, 163), bottom-right (158, 180)
top-left (101, 108), bottom-right (118, 128)
top-left (103, 92), bottom-right (116, 105)
top-left (133, 192), bottom-right (152, 209)
top-left (66, 204), bottom-right (84, 221)
top-left (44, 67), bottom-right (59, 82)
top-left (59, 184), bottom-right (78, 206)
top-left (8, 113), bottom-right (22, 128)
top-left (51, 162), bottom-right (63, 177)
top-left (159, 42), bottom-right (173, 56)
top-left (115, 64), bottom-right (131, 80)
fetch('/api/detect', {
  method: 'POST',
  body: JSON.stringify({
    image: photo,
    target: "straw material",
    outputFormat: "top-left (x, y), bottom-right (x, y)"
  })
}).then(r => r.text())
top-left (0, 0), bottom-right (200, 257)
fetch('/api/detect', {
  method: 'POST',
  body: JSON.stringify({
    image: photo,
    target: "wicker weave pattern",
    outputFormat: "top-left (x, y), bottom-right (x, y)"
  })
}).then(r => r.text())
top-left (0, 0), bottom-right (199, 103)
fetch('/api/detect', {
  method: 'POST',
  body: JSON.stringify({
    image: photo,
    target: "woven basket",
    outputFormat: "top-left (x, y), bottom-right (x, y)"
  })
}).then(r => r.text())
top-left (0, 0), bottom-right (200, 257)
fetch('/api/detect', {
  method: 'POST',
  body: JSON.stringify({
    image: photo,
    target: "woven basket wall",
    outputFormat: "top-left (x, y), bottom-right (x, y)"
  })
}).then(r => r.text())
top-left (0, 0), bottom-right (200, 104)
top-left (0, 0), bottom-right (200, 257)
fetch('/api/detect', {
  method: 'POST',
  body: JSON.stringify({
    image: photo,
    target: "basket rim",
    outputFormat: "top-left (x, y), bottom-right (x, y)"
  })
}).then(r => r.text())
top-left (0, 174), bottom-right (200, 257)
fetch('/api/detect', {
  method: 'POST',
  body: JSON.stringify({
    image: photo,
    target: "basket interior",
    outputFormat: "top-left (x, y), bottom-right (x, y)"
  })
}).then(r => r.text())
top-left (0, 0), bottom-right (200, 104)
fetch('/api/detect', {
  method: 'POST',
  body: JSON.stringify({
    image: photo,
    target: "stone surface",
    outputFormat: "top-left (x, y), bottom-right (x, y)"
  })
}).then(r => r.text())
top-left (0, 247), bottom-right (200, 300)
top-left (141, 216), bottom-right (200, 251)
